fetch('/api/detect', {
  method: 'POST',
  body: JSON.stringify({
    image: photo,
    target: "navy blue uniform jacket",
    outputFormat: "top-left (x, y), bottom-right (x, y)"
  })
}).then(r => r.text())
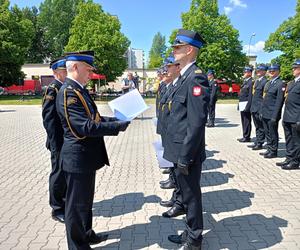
top-left (56, 78), bottom-right (121, 173)
top-left (261, 77), bottom-right (285, 120)
top-left (239, 78), bottom-right (253, 112)
top-left (209, 79), bottom-right (218, 104)
top-left (163, 63), bottom-right (210, 165)
top-left (250, 76), bottom-right (268, 114)
top-left (42, 79), bottom-right (64, 151)
top-left (283, 78), bottom-right (300, 123)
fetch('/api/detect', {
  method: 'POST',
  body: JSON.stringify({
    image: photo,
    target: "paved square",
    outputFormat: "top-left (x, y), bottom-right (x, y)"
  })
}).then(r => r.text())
top-left (0, 104), bottom-right (299, 250)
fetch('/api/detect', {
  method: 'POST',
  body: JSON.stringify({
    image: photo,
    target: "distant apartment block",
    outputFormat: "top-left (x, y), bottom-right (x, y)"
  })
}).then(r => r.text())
top-left (126, 47), bottom-right (144, 69)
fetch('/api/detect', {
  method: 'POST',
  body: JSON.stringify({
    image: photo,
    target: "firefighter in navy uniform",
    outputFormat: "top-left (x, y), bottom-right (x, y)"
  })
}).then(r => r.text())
top-left (206, 69), bottom-right (218, 127)
top-left (163, 29), bottom-right (210, 250)
top-left (260, 64), bottom-right (285, 159)
top-left (155, 68), bottom-right (166, 117)
top-left (157, 56), bottom-right (184, 209)
top-left (42, 57), bottom-right (67, 223)
top-left (237, 66), bottom-right (253, 142)
top-left (277, 59), bottom-right (300, 170)
top-left (248, 64), bottom-right (268, 150)
top-left (56, 51), bottom-right (130, 250)
top-left (158, 64), bottom-right (178, 190)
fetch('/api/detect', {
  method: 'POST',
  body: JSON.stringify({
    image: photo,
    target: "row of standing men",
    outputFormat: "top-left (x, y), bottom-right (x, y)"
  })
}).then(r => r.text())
top-left (155, 29), bottom-right (212, 250)
top-left (237, 61), bottom-right (300, 170)
top-left (42, 27), bottom-right (209, 249)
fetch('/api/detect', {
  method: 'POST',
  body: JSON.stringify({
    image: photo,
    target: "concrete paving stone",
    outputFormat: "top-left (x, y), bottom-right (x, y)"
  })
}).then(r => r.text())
top-left (1, 104), bottom-right (300, 249)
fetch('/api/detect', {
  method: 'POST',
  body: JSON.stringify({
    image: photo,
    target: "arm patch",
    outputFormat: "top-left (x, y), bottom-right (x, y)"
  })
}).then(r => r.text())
top-left (45, 95), bottom-right (54, 101)
top-left (67, 97), bottom-right (78, 106)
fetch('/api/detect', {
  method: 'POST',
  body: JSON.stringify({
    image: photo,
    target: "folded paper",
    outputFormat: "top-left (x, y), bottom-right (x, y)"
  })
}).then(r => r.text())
top-left (108, 89), bottom-right (150, 121)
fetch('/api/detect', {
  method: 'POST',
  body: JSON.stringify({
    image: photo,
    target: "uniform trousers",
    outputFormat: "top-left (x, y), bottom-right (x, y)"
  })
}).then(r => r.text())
top-left (170, 165), bottom-right (183, 209)
top-left (175, 163), bottom-right (203, 246)
top-left (64, 171), bottom-right (96, 250)
top-left (208, 100), bottom-right (216, 125)
top-left (49, 150), bottom-right (66, 215)
top-left (240, 111), bottom-right (252, 139)
top-left (251, 112), bottom-right (265, 145)
top-left (262, 118), bottom-right (279, 154)
top-left (283, 122), bottom-right (300, 164)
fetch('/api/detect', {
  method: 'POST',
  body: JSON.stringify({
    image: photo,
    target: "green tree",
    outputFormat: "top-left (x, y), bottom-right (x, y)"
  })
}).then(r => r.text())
top-left (20, 6), bottom-right (49, 63)
top-left (174, 0), bottom-right (247, 80)
top-left (65, 1), bottom-right (130, 81)
top-left (38, 0), bottom-right (82, 60)
top-left (0, 0), bottom-right (34, 86)
top-left (148, 32), bottom-right (167, 69)
top-left (264, 0), bottom-right (300, 80)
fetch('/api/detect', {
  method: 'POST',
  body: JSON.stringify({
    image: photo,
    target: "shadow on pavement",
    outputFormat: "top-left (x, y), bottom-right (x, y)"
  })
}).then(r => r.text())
top-left (203, 189), bottom-right (254, 213)
top-left (205, 149), bottom-right (220, 158)
top-left (0, 109), bottom-right (16, 113)
top-left (213, 117), bottom-right (239, 128)
top-left (93, 193), bottom-right (161, 217)
top-left (203, 213), bottom-right (287, 249)
top-left (94, 192), bottom-right (287, 249)
top-left (202, 158), bottom-right (226, 171)
top-left (201, 171), bottom-right (234, 187)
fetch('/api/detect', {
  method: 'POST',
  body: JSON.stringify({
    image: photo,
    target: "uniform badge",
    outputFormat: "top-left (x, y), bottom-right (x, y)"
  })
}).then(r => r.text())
top-left (195, 69), bottom-right (202, 74)
top-left (67, 97), bottom-right (78, 106)
top-left (193, 86), bottom-right (202, 96)
top-left (45, 95), bottom-right (54, 101)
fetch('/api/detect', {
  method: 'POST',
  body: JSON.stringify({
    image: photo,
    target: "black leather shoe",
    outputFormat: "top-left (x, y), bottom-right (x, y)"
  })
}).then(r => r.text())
top-left (159, 178), bottom-right (171, 185)
top-left (177, 242), bottom-right (202, 250)
top-left (252, 144), bottom-right (263, 150)
top-left (282, 162), bottom-right (300, 170)
top-left (237, 138), bottom-right (251, 143)
top-left (162, 168), bottom-right (171, 174)
top-left (168, 230), bottom-right (187, 244)
top-left (51, 213), bottom-right (65, 223)
top-left (162, 206), bottom-right (185, 218)
top-left (160, 200), bottom-right (174, 207)
top-left (247, 143), bottom-right (257, 148)
top-left (206, 123), bottom-right (214, 128)
top-left (276, 159), bottom-right (290, 167)
top-left (259, 151), bottom-right (270, 156)
top-left (160, 180), bottom-right (175, 189)
top-left (89, 232), bottom-right (108, 245)
top-left (264, 152), bottom-right (277, 159)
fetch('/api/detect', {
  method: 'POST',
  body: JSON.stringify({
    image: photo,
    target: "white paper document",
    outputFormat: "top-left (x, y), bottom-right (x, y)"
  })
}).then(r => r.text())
top-left (108, 89), bottom-right (150, 121)
top-left (152, 140), bottom-right (173, 168)
top-left (152, 117), bottom-right (158, 127)
top-left (238, 101), bottom-right (248, 112)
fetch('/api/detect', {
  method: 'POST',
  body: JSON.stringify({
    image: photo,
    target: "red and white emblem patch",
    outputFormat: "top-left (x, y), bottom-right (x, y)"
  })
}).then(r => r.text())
top-left (193, 86), bottom-right (202, 96)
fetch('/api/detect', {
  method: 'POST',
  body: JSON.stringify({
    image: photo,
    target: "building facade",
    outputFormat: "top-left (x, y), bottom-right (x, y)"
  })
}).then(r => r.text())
top-left (126, 47), bottom-right (144, 69)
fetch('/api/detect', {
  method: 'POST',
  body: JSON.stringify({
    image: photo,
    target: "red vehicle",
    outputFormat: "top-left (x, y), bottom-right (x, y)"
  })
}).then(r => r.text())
top-left (3, 80), bottom-right (42, 95)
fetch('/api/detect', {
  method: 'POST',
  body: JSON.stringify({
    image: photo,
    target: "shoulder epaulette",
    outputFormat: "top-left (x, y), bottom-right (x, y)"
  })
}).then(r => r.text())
top-left (195, 69), bottom-right (202, 74)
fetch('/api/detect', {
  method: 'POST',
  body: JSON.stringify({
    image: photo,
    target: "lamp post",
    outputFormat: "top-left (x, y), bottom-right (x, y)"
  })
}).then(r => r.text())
top-left (248, 33), bottom-right (256, 56)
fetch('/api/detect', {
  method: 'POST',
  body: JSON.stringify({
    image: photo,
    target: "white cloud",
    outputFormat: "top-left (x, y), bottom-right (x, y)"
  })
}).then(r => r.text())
top-left (224, 6), bottom-right (233, 15)
top-left (229, 0), bottom-right (247, 8)
top-left (243, 41), bottom-right (265, 55)
top-left (224, 0), bottom-right (247, 15)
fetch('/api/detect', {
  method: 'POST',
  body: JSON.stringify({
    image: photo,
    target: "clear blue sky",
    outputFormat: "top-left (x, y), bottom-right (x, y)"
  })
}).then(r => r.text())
top-left (10, 0), bottom-right (298, 64)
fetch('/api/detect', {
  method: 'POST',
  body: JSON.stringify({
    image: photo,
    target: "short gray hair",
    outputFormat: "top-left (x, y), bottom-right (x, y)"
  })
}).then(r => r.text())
top-left (66, 61), bottom-right (77, 73)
